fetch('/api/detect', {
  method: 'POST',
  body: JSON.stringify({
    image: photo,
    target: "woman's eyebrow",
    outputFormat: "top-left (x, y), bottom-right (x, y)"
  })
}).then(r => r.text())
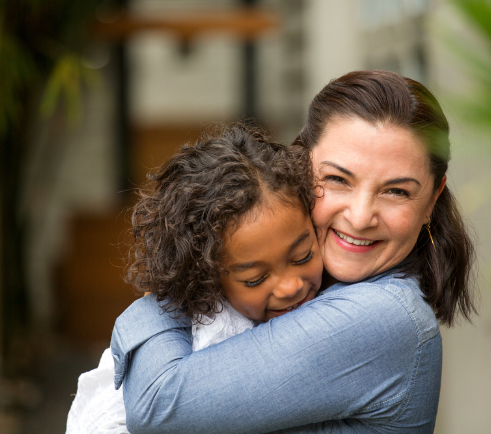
top-left (229, 231), bottom-right (311, 273)
top-left (384, 177), bottom-right (421, 187)
top-left (319, 161), bottom-right (354, 177)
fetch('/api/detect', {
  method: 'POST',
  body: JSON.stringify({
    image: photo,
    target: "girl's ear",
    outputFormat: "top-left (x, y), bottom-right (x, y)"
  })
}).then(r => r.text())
top-left (425, 175), bottom-right (446, 224)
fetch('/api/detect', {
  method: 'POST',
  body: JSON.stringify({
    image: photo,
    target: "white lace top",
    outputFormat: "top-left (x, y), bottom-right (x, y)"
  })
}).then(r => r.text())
top-left (65, 302), bottom-right (254, 434)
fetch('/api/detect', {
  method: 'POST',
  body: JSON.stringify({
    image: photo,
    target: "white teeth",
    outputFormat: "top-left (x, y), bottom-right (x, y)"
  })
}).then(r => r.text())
top-left (334, 230), bottom-right (375, 246)
top-left (285, 303), bottom-right (299, 311)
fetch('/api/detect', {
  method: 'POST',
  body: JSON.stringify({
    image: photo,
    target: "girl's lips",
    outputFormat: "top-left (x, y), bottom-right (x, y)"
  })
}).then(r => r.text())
top-left (331, 228), bottom-right (380, 253)
top-left (268, 290), bottom-right (315, 315)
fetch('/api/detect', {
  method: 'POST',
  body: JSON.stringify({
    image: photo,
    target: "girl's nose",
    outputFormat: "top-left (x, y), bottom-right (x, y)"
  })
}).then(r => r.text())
top-left (273, 274), bottom-right (303, 299)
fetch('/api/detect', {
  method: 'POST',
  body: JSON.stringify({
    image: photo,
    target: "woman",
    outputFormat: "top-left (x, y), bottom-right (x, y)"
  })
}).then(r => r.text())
top-left (110, 70), bottom-right (476, 433)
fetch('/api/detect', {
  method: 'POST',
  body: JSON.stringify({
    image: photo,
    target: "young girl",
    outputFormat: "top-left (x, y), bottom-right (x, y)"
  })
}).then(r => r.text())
top-left (66, 123), bottom-right (323, 433)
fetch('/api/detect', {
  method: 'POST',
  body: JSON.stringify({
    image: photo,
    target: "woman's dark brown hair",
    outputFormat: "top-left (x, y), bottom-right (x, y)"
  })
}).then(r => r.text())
top-left (125, 123), bottom-right (314, 321)
top-left (294, 70), bottom-right (476, 326)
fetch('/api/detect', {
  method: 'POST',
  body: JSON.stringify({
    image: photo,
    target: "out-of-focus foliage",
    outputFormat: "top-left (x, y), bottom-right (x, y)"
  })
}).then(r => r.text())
top-left (451, 0), bottom-right (491, 40)
top-left (0, 0), bottom-right (106, 377)
top-left (39, 53), bottom-right (99, 124)
top-left (0, 0), bottom-right (103, 136)
top-left (445, 0), bottom-right (491, 127)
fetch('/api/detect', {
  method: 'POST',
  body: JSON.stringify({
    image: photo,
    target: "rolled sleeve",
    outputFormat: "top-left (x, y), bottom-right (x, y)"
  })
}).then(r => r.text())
top-left (110, 293), bottom-right (192, 390)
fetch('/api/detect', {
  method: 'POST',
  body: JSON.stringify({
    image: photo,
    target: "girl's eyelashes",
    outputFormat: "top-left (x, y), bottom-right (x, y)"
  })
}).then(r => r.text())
top-left (244, 275), bottom-right (268, 288)
top-left (292, 250), bottom-right (314, 265)
top-left (242, 250), bottom-right (314, 287)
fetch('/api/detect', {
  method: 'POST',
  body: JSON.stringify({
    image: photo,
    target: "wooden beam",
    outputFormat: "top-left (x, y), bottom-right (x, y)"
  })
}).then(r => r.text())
top-left (93, 8), bottom-right (279, 42)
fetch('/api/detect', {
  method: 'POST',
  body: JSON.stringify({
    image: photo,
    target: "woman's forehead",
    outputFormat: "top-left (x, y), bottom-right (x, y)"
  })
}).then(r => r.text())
top-left (313, 117), bottom-right (430, 174)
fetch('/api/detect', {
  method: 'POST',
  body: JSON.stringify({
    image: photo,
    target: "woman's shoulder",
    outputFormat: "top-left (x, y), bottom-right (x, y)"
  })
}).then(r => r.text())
top-left (316, 270), bottom-right (439, 346)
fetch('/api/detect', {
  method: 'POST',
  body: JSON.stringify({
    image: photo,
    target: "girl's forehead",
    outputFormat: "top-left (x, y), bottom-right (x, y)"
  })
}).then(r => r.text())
top-left (224, 192), bottom-right (305, 237)
top-left (222, 198), bottom-right (311, 258)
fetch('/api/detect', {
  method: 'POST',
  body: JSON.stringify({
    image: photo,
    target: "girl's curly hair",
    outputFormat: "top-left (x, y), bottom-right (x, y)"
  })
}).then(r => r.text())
top-left (125, 123), bottom-right (315, 321)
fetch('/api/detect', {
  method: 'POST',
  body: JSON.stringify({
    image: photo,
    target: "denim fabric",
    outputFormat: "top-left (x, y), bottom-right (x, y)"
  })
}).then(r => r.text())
top-left (111, 269), bottom-right (441, 433)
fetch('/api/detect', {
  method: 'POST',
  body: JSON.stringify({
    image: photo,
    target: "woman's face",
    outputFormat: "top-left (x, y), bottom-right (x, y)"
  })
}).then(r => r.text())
top-left (311, 117), bottom-right (444, 283)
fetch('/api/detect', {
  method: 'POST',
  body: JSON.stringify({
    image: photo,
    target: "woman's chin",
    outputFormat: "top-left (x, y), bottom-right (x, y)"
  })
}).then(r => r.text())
top-left (325, 259), bottom-right (403, 283)
top-left (324, 261), bottom-right (374, 283)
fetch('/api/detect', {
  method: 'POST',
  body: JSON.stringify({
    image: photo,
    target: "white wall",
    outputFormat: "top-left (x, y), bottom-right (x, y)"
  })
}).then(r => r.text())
top-left (303, 0), bottom-right (363, 104)
top-left (127, 0), bottom-right (307, 142)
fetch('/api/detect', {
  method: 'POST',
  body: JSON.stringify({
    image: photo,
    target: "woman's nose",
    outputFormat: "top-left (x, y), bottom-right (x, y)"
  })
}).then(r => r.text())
top-left (273, 274), bottom-right (303, 299)
top-left (344, 193), bottom-right (378, 231)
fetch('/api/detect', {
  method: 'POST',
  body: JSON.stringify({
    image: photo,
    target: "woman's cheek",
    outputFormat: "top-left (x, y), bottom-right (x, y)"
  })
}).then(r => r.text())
top-left (312, 206), bottom-right (329, 251)
top-left (385, 204), bottom-right (421, 237)
top-left (313, 192), bottom-right (331, 225)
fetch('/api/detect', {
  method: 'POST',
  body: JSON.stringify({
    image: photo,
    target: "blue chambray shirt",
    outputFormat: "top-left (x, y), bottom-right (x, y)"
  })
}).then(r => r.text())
top-left (111, 269), bottom-right (441, 433)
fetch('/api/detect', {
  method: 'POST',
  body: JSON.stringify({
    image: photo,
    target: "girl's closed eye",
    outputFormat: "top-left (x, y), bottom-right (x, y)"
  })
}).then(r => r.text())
top-left (244, 275), bottom-right (268, 288)
top-left (292, 250), bottom-right (314, 265)
top-left (243, 250), bottom-right (314, 287)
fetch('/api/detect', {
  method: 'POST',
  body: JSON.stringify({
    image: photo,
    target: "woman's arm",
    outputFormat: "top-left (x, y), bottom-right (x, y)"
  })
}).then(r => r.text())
top-left (111, 278), bottom-right (438, 434)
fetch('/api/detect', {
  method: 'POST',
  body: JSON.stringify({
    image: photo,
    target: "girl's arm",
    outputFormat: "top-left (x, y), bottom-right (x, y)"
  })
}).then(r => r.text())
top-left (111, 281), bottom-right (438, 434)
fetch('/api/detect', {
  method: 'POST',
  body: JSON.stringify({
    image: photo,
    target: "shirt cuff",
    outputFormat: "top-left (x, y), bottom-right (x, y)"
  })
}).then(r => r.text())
top-left (110, 293), bottom-right (192, 389)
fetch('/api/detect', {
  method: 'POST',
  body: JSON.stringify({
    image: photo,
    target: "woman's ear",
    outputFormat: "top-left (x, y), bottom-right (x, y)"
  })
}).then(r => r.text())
top-left (435, 175), bottom-right (447, 200)
top-left (425, 175), bottom-right (447, 223)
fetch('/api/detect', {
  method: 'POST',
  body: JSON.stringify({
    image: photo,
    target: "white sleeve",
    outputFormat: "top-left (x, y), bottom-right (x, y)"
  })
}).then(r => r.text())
top-left (192, 302), bottom-right (254, 351)
top-left (66, 348), bottom-right (128, 434)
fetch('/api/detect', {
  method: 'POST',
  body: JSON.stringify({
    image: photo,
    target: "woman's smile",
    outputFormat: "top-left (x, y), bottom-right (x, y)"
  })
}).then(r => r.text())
top-left (331, 229), bottom-right (379, 251)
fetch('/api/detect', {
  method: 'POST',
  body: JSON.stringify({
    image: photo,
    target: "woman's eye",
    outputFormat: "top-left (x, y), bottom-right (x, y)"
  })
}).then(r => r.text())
top-left (324, 175), bottom-right (347, 185)
top-left (387, 188), bottom-right (410, 197)
top-left (244, 275), bottom-right (267, 288)
top-left (292, 250), bottom-right (314, 265)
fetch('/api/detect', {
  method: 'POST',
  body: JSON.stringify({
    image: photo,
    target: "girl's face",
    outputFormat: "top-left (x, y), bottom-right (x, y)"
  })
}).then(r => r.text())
top-left (220, 194), bottom-right (323, 322)
top-left (311, 117), bottom-right (445, 283)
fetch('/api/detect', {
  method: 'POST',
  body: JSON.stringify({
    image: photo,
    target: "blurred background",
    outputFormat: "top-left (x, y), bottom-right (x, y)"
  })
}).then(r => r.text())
top-left (0, 0), bottom-right (489, 432)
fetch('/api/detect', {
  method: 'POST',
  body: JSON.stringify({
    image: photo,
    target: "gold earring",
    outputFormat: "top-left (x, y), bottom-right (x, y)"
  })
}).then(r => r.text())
top-left (427, 217), bottom-right (436, 251)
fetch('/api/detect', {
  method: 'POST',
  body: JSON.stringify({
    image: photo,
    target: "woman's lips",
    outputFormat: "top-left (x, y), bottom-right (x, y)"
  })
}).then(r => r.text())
top-left (331, 228), bottom-right (380, 253)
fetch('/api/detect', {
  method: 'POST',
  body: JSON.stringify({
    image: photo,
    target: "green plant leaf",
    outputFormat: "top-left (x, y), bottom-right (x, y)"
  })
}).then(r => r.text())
top-left (449, 0), bottom-right (491, 42)
top-left (442, 0), bottom-right (491, 130)
top-left (40, 53), bottom-right (99, 124)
